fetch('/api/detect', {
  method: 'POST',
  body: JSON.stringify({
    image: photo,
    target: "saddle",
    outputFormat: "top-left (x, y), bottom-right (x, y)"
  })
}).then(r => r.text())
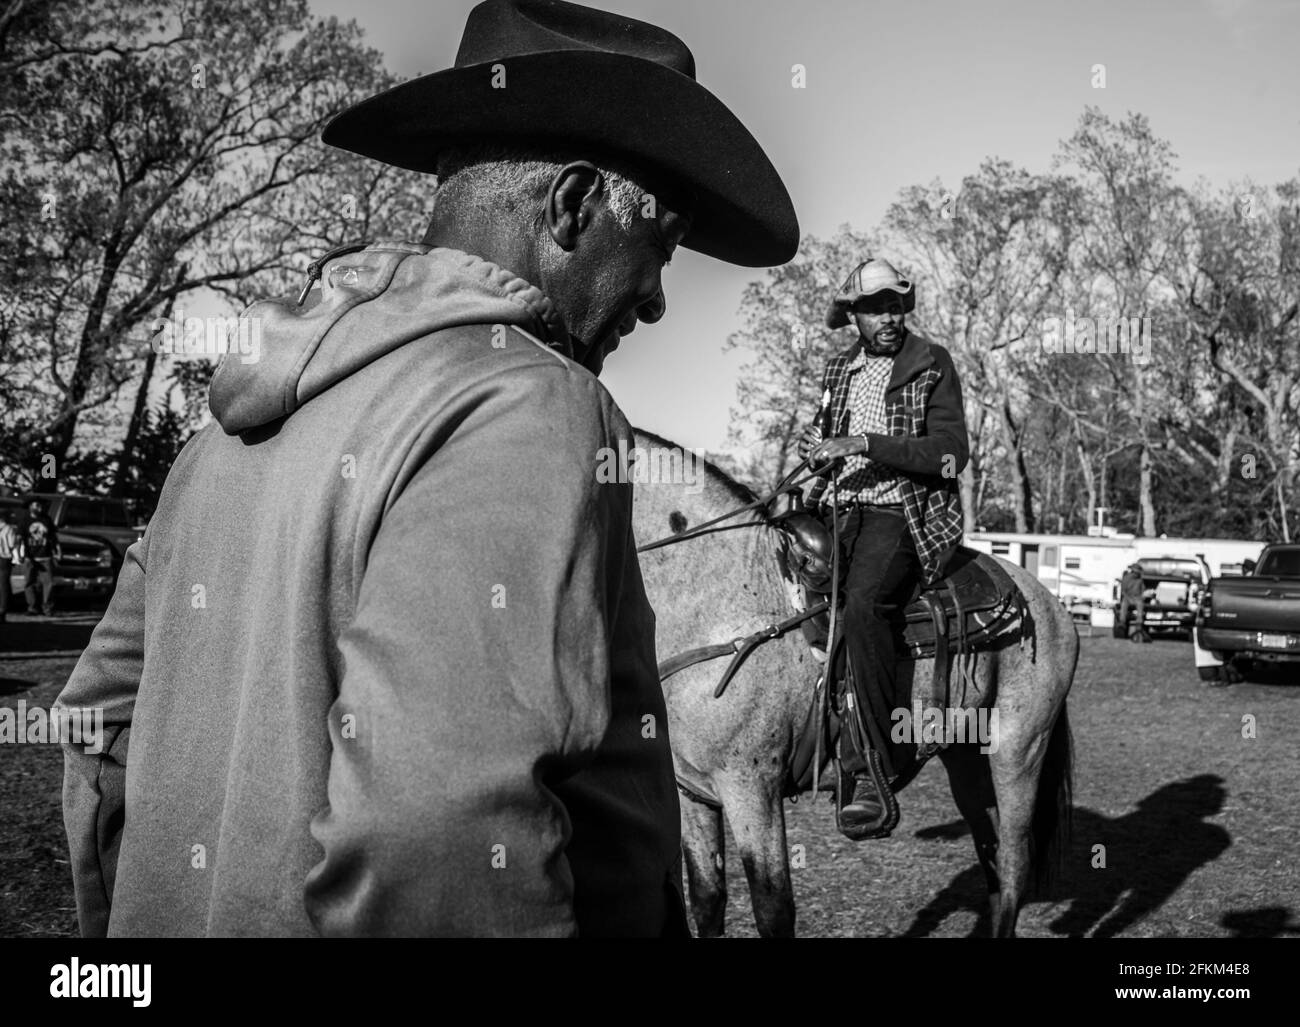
top-left (778, 503), bottom-right (1027, 663)
top-left (892, 547), bottom-right (1024, 659)
top-left (777, 509), bottom-right (1033, 824)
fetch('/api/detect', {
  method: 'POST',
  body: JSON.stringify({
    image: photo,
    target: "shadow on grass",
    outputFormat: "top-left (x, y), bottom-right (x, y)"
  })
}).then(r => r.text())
top-left (1220, 906), bottom-right (1300, 937)
top-left (1237, 663), bottom-right (1300, 686)
top-left (0, 618), bottom-right (97, 655)
top-left (905, 774), bottom-right (1236, 937)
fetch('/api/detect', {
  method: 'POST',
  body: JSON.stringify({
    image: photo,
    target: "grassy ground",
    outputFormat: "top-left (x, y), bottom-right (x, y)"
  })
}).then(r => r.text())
top-left (2, 617), bottom-right (1296, 938)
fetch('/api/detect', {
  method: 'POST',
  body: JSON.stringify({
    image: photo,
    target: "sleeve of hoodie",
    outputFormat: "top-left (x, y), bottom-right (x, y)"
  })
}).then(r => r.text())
top-left (866, 343), bottom-right (970, 478)
top-left (55, 536), bottom-right (147, 937)
top-left (304, 360), bottom-right (630, 937)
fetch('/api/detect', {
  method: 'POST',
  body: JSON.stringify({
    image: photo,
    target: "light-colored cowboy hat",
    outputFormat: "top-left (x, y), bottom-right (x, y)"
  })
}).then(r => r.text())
top-left (825, 258), bottom-right (916, 328)
top-left (322, 0), bottom-right (799, 268)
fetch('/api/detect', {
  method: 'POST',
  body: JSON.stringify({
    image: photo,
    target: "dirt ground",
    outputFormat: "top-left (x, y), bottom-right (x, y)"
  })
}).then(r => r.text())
top-left (718, 633), bottom-right (1300, 938)
top-left (0, 612), bottom-right (100, 938)
top-left (2, 614), bottom-right (1297, 938)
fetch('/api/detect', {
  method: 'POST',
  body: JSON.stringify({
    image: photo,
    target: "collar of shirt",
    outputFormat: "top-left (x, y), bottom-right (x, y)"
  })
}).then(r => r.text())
top-left (846, 345), bottom-right (895, 374)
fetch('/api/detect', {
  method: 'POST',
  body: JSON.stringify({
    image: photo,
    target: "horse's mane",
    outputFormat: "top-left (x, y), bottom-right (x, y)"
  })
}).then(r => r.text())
top-left (632, 427), bottom-right (758, 507)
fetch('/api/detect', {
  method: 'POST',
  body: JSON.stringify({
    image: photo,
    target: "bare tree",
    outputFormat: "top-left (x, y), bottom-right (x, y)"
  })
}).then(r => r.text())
top-left (1053, 108), bottom-right (1192, 537)
top-left (0, 0), bottom-right (431, 488)
top-left (881, 160), bottom-right (1075, 532)
top-left (724, 224), bottom-right (878, 490)
top-left (1173, 178), bottom-right (1300, 541)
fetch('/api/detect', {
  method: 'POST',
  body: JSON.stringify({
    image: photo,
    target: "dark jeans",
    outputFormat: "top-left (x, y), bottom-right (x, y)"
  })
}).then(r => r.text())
top-left (24, 558), bottom-right (54, 615)
top-left (0, 557), bottom-right (11, 621)
top-left (831, 507), bottom-right (920, 777)
top-left (1119, 594), bottom-right (1146, 637)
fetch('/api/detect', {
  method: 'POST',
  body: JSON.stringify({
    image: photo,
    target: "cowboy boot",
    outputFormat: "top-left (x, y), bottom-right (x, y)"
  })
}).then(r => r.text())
top-left (834, 741), bottom-right (898, 841)
top-left (838, 771), bottom-right (885, 831)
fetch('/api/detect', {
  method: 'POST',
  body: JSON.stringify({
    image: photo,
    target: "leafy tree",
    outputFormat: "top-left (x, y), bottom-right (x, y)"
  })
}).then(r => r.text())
top-left (1053, 108), bottom-right (1192, 537)
top-left (1173, 178), bottom-right (1300, 540)
top-left (0, 0), bottom-right (432, 492)
top-left (724, 225), bottom-right (878, 491)
top-left (879, 159), bottom-right (1075, 532)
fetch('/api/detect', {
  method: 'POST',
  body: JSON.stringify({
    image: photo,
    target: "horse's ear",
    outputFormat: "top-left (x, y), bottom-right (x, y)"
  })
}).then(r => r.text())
top-left (669, 511), bottom-right (688, 535)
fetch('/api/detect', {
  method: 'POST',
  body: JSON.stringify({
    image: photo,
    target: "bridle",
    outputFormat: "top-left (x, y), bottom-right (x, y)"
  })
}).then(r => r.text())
top-left (639, 452), bottom-right (846, 705)
top-left (635, 454), bottom-right (830, 554)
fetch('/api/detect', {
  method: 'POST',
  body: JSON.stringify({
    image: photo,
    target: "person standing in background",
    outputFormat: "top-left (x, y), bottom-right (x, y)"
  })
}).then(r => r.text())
top-left (22, 499), bottom-right (57, 618)
top-left (0, 508), bottom-right (20, 625)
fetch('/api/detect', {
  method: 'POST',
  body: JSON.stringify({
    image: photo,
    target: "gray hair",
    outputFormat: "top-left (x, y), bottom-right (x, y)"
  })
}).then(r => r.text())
top-left (431, 143), bottom-right (648, 232)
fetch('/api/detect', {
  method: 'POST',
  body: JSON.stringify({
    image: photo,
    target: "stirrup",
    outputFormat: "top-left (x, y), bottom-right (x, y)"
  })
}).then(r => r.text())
top-left (834, 745), bottom-right (900, 841)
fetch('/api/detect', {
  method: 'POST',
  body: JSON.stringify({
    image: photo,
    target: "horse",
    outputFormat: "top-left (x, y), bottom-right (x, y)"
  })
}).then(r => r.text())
top-left (631, 429), bottom-right (1078, 938)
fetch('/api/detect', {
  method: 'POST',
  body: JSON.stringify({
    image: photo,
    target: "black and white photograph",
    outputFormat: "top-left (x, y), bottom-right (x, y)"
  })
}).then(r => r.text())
top-left (0, 0), bottom-right (1296, 999)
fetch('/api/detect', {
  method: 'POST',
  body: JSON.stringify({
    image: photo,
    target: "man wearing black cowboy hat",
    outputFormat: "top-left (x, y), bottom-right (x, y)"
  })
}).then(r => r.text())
top-left (57, 0), bottom-right (797, 938)
top-left (798, 259), bottom-right (968, 839)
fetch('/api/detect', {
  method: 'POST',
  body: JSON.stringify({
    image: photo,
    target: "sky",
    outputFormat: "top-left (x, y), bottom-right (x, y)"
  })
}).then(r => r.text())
top-left (307, 0), bottom-right (1300, 453)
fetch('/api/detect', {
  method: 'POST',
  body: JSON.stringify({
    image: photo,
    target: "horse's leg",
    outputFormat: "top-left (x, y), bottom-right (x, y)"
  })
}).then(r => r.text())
top-left (986, 589), bottom-right (1078, 938)
top-left (680, 790), bottom-right (727, 937)
top-left (938, 743), bottom-right (1002, 933)
top-left (987, 709), bottom-right (1055, 938)
top-left (720, 776), bottom-right (795, 938)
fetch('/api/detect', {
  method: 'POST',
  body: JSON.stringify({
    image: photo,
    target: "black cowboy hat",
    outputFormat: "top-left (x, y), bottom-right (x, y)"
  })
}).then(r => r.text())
top-left (322, 0), bottom-right (798, 267)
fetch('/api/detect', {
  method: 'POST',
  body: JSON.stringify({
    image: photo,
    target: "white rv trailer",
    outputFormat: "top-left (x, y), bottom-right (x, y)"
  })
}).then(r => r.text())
top-left (965, 532), bottom-right (1135, 606)
top-left (965, 532), bottom-right (1266, 606)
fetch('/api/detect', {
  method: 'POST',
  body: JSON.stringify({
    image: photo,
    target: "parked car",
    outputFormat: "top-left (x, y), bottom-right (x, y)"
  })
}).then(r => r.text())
top-left (2, 498), bottom-right (117, 607)
top-left (1194, 543), bottom-right (1300, 682)
top-left (21, 491), bottom-right (143, 563)
top-left (1111, 556), bottom-right (1208, 639)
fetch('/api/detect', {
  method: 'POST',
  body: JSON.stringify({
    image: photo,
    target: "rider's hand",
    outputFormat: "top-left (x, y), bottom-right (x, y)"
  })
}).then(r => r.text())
top-left (796, 424), bottom-right (822, 460)
top-left (811, 436), bottom-right (867, 464)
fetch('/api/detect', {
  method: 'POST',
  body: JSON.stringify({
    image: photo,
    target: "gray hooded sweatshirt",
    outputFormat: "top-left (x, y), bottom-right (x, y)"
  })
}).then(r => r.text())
top-left (56, 243), bottom-right (685, 937)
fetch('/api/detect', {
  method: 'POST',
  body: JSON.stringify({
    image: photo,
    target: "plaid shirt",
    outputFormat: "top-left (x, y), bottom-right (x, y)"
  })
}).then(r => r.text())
top-left (837, 349), bottom-right (904, 504)
top-left (807, 331), bottom-right (968, 585)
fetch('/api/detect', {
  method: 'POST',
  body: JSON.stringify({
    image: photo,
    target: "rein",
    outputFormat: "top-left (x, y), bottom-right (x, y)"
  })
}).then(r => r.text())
top-left (646, 452), bottom-right (842, 701)
top-left (636, 457), bottom-right (830, 554)
top-left (657, 599), bottom-right (830, 697)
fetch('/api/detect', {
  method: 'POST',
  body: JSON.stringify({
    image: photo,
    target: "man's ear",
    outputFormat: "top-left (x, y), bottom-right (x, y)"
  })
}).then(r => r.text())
top-left (546, 162), bottom-right (604, 252)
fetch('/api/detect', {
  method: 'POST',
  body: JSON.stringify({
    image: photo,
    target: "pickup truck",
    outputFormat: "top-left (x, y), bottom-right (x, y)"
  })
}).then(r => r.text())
top-left (1194, 543), bottom-right (1300, 682)
top-left (22, 492), bottom-right (143, 563)
top-left (1112, 556), bottom-right (1208, 640)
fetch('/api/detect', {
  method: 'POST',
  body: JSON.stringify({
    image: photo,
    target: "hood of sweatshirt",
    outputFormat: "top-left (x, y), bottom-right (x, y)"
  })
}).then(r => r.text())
top-left (209, 243), bottom-right (572, 435)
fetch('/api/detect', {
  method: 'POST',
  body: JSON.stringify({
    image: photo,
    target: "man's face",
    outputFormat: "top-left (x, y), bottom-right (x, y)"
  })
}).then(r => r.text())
top-left (541, 168), bottom-right (692, 376)
top-left (852, 294), bottom-right (907, 356)
top-left (27, 502), bottom-right (41, 518)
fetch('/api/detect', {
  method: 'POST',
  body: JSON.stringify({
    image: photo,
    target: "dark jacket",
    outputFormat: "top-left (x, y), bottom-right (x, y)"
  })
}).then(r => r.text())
top-left (55, 243), bottom-right (686, 937)
top-left (807, 330), bottom-right (969, 583)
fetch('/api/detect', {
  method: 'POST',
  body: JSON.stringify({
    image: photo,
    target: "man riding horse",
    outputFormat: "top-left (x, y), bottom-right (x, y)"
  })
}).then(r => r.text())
top-left (798, 258), bottom-right (970, 839)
